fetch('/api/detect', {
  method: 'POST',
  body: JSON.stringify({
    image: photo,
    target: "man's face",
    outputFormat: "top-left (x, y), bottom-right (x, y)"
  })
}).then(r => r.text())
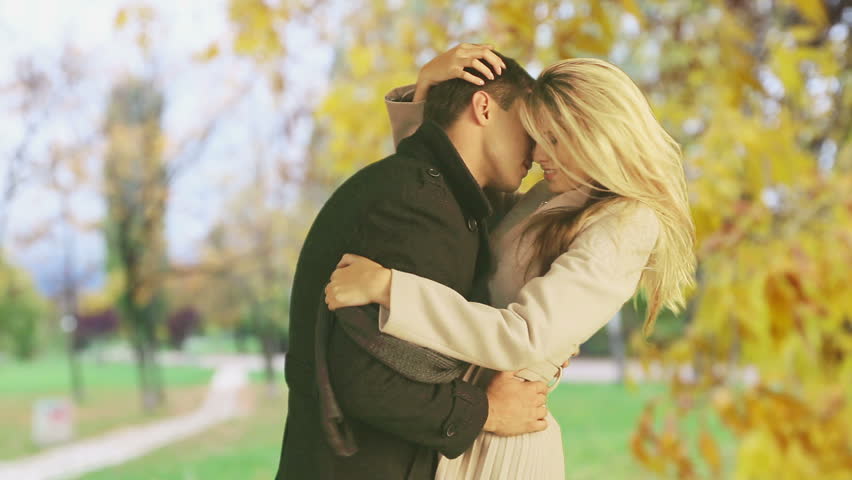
top-left (482, 100), bottom-right (533, 192)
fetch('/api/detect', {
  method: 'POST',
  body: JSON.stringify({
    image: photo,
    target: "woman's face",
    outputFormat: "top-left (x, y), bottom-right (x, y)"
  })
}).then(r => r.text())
top-left (532, 141), bottom-right (589, 193)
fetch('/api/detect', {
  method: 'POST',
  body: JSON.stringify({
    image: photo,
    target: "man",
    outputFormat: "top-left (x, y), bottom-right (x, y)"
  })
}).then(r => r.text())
top-left (276, 50), bottom-right (545, 480)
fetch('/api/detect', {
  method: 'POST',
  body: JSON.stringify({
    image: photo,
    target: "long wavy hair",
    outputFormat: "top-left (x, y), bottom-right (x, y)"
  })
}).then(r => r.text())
top-left (519, 58), bottom-right (696, 337)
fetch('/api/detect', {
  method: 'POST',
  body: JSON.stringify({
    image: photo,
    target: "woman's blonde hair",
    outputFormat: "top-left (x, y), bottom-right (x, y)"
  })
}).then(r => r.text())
top-left (519, 58), bottom-right (696, 337)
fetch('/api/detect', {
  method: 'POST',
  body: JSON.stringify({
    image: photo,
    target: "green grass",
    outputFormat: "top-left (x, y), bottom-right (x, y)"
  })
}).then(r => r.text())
top-left (0, 355), bottom-right (214, 460)
top-left (0, 354), bottom-right (214, 395)
top-left (248, 369), bottom-right (286, 384)
top-left (551, 383), bottom-right (663, 478)
top-left (550, 383), bottom-right (737, 479)
top-left (76, 381), bottom-right (737, 480)
top-left (183, 334), bottom-right (262, 355)
top-left (87, 334), bottom-right (262, 358)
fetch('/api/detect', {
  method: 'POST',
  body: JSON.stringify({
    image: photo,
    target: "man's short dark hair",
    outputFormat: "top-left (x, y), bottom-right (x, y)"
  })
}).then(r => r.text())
top-left (423, 51), bottom-right (534, 129)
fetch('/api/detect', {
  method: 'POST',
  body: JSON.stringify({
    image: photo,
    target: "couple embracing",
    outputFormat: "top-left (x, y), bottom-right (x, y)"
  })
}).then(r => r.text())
top-left (276, 44), bottom-right (695, 480)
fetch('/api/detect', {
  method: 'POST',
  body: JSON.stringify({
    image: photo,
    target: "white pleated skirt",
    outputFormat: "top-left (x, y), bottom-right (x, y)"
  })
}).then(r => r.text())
top-left (435, 367), bottom-right (566, 480)
top-left (435, 411), bottom-right (564, 480)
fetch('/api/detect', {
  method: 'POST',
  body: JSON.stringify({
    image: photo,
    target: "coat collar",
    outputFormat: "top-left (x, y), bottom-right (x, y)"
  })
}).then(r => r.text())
top-left (397, 120), bottom-right (493, 220)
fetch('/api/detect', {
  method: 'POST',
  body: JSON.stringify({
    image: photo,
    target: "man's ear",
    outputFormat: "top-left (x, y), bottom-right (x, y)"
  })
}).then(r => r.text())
top-left (471, 91), bottom-right (492, 126)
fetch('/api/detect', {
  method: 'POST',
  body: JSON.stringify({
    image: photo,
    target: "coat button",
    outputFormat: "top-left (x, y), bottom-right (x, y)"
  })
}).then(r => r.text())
top-left (427, 168), bottom-right (441, 177)
top-left (444, 423), bottom-right (457, 437)
top-left (467, 218), bottom-right (477, 232)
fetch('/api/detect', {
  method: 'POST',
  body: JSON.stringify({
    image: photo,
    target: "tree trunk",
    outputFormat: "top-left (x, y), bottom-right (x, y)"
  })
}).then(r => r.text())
top-left (131, 333), bottom-right (152, 411)
top-left (251, 303), bottom-right (279, 397)
top-left (607, 310), bottom-right (627, 384)
top-left (261, 323), bottom-right (278, 396)
top-left (143, 316), bottom-right (166, 406)
top-left (131, 316), bottom-right (161, 412)
top-left (66, 332), bottom-right (85, 403)
top-left (61, 211), bottom-right (85, 403)
top-left (141, 350), bottom-right (158, 412)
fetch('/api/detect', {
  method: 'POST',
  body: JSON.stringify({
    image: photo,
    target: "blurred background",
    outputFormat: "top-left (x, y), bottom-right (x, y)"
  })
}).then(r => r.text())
top-left (0, 0), bottom-right (849, 479)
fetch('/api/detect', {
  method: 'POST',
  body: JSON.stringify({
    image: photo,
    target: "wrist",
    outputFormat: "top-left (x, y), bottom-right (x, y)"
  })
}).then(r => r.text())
top-left (482, 401), bottom-right (497, 432)
top-left (375, 268), bottom-right (393, 308)
top-left (413, 82), bottom-right (430, 103)
top-left (413, 72), bottom-right (434, 103)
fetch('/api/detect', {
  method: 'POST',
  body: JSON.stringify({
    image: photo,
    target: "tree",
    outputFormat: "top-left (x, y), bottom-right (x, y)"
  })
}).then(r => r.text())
top-left (0, 259), bottom-right (49, 360)
top-left (0, 56), bottom-right (51, 361)
top-left (37, 50), bottom-right (105, 398)
top-left (620, 2), bottom-right (852, 478)
top-left (102, 77), bottom-right (171, 410)
top-left (192, 160), bottom-right (312, 393)
top-left (46, 140), bottom-right (101, 403)
top-left (0, 55), bottom-right (54, 243)
top-left (0, 48), bottom-right (94, 402)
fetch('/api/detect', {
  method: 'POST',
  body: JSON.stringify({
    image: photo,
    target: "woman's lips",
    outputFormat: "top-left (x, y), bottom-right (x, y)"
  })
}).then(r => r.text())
top-left (541, 165), bottom-right (559, 180)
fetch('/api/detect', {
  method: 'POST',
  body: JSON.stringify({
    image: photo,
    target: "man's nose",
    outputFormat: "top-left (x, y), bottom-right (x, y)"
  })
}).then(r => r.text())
top-left (532, 151), bottom-right (543, 165)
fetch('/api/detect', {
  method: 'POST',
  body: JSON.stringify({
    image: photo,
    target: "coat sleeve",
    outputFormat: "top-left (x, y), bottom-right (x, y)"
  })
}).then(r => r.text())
top-left (378, 203), bottom-right (661, 371)
top-left (328, 184), bottom-right (488, 458)
top-left (385, 84), bottom-right (424, 149)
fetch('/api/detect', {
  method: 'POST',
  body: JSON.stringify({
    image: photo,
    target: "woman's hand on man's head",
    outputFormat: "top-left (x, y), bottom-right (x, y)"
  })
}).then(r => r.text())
top-left (414, 43), bottom-right (507, 102)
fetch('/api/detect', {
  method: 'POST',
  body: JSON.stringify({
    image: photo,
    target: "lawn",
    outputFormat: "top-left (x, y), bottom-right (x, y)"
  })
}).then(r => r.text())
top-left (77, 380), bottom-right (737, 480)
top-left (92, 334), bottom-right (263, 356)
top-left (551, 383), bottom-right (737, 479)
top-left (0, 355), bottom-right (214, 460)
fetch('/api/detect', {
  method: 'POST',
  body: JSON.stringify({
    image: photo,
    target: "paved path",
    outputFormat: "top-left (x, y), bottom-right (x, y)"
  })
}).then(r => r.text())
top-left (559, 358), bottom-right (758, 386)
top-left (0, 362), bottom-right (250, 480)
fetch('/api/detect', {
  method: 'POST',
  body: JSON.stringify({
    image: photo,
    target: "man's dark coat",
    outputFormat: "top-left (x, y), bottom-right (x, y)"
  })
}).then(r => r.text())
top-left (276, 120), bottom-right (496, 480)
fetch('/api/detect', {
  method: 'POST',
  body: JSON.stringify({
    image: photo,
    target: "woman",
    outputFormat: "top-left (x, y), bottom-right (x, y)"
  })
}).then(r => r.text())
top-left (325, 46), bottom-right (696, 479)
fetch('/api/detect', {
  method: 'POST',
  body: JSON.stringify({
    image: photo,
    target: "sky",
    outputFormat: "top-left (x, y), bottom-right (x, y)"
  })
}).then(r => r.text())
top-left (0, 0), bottom-right (335, 296)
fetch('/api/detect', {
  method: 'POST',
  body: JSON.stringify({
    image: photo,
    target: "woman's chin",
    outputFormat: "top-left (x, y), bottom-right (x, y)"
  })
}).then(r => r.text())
top-left (544, 178), bottom-right (565, 193)
top-left (544, 174), bottom-right (583, 194)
